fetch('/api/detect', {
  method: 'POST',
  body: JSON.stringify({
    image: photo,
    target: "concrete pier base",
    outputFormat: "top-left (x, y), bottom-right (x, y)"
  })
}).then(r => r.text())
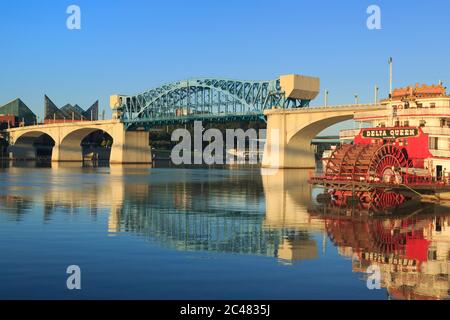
top-left (110, 130), bottom-right (152, 164)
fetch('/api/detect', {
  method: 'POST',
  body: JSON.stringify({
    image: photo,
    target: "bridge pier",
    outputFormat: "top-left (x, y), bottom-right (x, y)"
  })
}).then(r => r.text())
top-left (262, 115), bottom-right (317, 169)
top-left (110, 130), bottom-right (152, 164)
top-left (52, 142), bottom-right (82, 162)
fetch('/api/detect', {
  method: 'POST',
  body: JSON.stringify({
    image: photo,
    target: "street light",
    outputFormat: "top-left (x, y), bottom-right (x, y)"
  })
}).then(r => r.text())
top-left (354, 94), bottom-right (359, 105)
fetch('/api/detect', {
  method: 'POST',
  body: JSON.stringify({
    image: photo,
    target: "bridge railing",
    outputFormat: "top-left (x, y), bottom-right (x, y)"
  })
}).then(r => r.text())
top-left (308, 103), bottom-right (380, 110)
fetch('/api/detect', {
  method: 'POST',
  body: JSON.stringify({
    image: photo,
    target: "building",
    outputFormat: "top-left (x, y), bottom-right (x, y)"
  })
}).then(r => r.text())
top-left (340, 83), bottom-right (450, 179)
top-left (0, 98), bottom-right (37, 128)
top-left (44, 95), bottom-right (99, 123)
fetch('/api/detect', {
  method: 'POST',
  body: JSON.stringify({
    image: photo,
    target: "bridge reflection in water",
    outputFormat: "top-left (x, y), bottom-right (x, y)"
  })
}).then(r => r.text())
top-left (0, 164), bottom-right (449, 300)
top-left (110, 168), bottom-right (320, 259)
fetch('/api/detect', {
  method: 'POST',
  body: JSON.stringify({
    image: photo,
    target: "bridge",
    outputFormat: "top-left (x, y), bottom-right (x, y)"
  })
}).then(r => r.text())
top-left (5, 74), bottom-right (385, 166)
top-left (110, 74), bottom-right (320, 129)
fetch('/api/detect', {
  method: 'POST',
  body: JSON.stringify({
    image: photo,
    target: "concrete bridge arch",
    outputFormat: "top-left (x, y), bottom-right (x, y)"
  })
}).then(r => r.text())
top-left (56, 127), bottom-right (114, 162)
top-left (9, 130), bottom-right (57, 160)
top-left (7, 120), bottom-right (151, 164)
top-left (262, 105), bottom-right (384, 169)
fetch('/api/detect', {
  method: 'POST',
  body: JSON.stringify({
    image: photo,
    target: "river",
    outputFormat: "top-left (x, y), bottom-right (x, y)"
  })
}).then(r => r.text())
top-left (0, 162), bottom-right (448, 300)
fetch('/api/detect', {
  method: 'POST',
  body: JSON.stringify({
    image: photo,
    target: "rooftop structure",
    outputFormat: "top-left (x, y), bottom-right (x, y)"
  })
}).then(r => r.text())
top-left (388, 83), bottom-right (448, 101)
top-left (44, 95), bottom-right (98, 123)
top-left (0, 98), bottom-right (36, 127)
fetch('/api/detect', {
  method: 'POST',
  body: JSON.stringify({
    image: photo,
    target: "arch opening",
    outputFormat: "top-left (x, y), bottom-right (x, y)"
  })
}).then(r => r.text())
top-left (10, 131), bottom-right (56, 161)
top-left (58, 128), bottom-right (113, 165)
top-left (81, 130), bottom-right (113, 164)
top-left (285, 115), bottom-right (354, 169)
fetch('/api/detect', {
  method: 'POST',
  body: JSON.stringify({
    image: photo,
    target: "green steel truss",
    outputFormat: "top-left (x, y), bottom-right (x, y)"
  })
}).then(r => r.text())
top-left (116, 77), bottom-right (311, 129)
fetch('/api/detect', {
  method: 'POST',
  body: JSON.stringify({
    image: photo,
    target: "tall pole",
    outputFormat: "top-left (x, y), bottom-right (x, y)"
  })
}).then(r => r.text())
top-left (374, 85), bottom-right (379, 104)
top-left (354, 94), bottom-right (359, 105)
top-left (324, 90), bottom-right (328, 107)
top-left (389, 57), bottom-right (393, 97)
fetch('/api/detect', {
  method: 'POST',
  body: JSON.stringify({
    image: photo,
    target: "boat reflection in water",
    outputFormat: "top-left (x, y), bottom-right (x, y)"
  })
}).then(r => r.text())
top-left (310, 191), bottom-right (450, 300)
top-left (0, 164), bottom-right (449, 299)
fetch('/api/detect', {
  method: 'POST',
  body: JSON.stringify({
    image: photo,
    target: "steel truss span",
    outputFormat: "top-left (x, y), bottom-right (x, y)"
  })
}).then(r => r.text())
top-left (115, 77), bottom-right (311, 128)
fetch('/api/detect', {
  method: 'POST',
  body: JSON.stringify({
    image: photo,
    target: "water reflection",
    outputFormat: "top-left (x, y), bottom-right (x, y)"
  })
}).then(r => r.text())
top-left (0, 162), bottom-right (449, 299)
top-left (310, 208), bottom-right (450, 300)
top-left (309, 185), bottom-right (450, 300)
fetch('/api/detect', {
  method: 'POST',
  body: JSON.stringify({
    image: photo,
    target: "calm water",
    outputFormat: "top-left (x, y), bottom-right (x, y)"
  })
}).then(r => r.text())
top-left (0, 163), bottom-right (448, 300)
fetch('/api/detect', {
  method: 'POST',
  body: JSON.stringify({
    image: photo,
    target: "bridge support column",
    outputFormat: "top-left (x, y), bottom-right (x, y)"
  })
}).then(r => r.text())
top-left (110, 129), bottom-right (152, 164)
top-left (52, 142), bottom-right (80, 162)
top-left (262, 112), bottom-right (316, 169)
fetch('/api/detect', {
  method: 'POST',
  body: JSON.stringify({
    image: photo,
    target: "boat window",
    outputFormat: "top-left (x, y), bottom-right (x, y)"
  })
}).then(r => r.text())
top-left (428, 249), bottom-right (437, 261)
top-left (429, 137), bottom-right (439, 149)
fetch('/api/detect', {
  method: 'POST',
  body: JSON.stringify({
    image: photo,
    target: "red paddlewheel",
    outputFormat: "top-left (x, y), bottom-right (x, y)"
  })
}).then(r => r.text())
top-left (323, 143), bottom-right (410, 183)
top-left (368, 145), bottom-right (409, 184)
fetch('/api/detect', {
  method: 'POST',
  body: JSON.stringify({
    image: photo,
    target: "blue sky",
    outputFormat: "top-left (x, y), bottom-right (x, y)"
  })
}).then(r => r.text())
top-left (1, 0), bottom-right (449, 132)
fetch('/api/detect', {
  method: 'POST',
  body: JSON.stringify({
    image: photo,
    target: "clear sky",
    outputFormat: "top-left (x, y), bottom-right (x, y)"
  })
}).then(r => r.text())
top-left (1, 0), bottom-right (449, 133)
